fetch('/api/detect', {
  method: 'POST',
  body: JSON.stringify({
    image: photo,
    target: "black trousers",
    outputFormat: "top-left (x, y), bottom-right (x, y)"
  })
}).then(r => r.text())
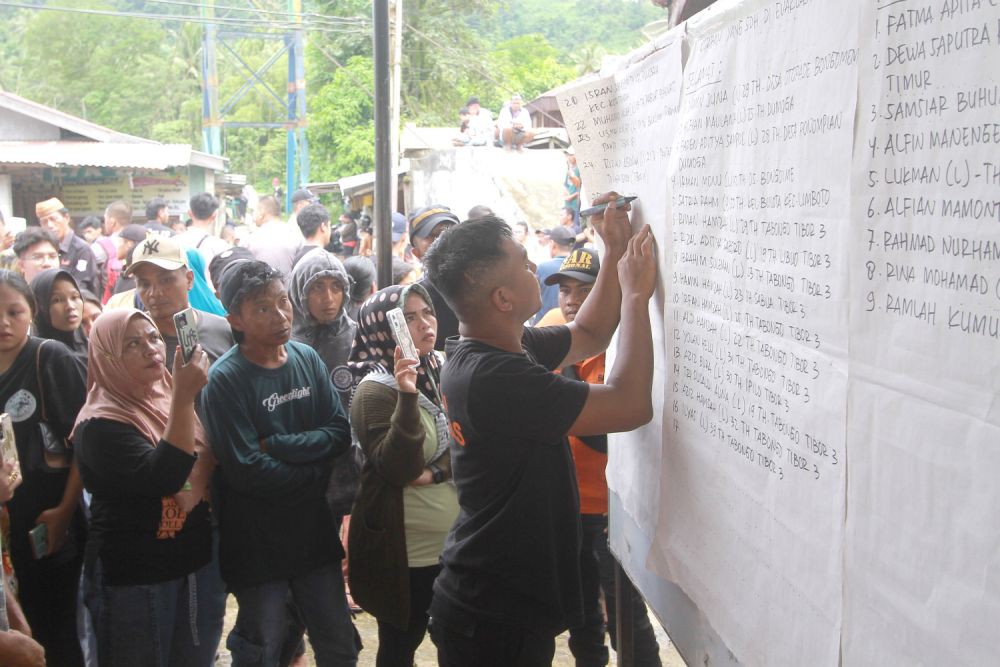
top-left (375, 564), bottom-right (439, 667)
top-left (431, 615), bottom-right (556, 667)
top-left (17, 548), bottom-right (85, 667)
top-left (569, 513), bottom-right (661, 667)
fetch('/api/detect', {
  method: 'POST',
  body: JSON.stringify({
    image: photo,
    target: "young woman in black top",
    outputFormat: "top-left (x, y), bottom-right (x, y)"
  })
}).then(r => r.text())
top-left (0, 270), bottom-right (86, 666)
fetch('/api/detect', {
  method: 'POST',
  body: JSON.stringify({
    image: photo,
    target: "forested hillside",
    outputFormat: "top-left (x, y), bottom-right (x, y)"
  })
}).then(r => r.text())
top-left (0, 0), bottom-right (665, 191)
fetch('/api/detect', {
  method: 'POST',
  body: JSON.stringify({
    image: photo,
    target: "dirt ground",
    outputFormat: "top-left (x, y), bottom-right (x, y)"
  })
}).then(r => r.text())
top-left (214, 594), bottom-right (687, 666)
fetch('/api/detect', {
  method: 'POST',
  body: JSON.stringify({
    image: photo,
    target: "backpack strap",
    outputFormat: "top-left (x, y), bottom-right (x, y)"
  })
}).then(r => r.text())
top-left (35, 339), bottom-right (48, 422)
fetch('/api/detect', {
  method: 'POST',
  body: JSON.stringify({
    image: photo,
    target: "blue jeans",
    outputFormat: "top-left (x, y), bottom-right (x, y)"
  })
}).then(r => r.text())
top-left (228, 562), bottom-right (358, 667)
top-left (85, 549), bottom-right (226, 667)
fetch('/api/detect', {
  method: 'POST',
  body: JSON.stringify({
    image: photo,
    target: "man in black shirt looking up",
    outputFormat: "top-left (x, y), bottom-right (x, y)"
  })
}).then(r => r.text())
top-left (422, 193), bottom-right (657, 666)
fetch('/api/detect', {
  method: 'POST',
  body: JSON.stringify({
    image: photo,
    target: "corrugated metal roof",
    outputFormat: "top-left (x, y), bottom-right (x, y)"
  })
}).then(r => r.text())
top-left (0, 141), bottom-right (227, 171)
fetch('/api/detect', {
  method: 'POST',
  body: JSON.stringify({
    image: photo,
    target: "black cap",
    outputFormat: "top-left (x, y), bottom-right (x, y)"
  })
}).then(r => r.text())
top-left (545, 226), bottom-right (575, 246)
top-left (291, 188), bottom-right (318, 204)
top-left (119, 224), bottom-right (149, 244)
top-left (544, 247), bottom-right (600, 285)
top-left (408, 205), bottom-right (459, 242)
top-left (208, 246), bottom-right (254, 291)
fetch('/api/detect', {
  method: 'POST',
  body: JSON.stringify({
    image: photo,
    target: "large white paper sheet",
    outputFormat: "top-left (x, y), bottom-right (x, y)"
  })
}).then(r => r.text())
top-left (844, 1), bottom-right (1000, 664)
top-left (643, 0), bottom-right (857, 664)
top-left (555, 39), bottom-right (684, 532)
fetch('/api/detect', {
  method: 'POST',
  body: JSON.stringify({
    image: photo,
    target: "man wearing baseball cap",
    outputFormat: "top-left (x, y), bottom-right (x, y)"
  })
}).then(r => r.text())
top-left (288, 188), bottom-right (318, 232)
top-left (536, 249), bottom-right (663, 666)
top-left (126, 235), bottom-right (234, 366)
top-left (35, 197), bottom-right (98, 294)
top-left (409, 205), bottom-right (461, 350)
top-left (533, 226), bottom-right (575, 323)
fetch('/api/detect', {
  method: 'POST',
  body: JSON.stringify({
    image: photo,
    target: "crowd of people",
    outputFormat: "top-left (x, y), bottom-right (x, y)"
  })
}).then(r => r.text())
top-left (0, 186), bottom-right (661, 667)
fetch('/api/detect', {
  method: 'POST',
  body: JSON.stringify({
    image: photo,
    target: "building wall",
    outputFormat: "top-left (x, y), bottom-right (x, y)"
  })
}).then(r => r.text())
top-left (0, 109), bottom-right (61, 141)
top-left (3, 166), bottom-right (197, 222)
top-left (407, 147), bottom-right (568, 228)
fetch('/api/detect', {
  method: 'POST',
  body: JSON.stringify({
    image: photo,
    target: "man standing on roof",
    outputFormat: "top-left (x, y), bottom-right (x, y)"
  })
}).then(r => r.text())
top-left (35, 197), bottom-right (98, 294)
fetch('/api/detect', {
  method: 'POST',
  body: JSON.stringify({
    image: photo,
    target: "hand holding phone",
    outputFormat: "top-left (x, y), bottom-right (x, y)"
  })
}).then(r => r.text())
top-left (29, 524), bottom-right (47, 560)
top-left (387, 308), bottom-right (420, 362)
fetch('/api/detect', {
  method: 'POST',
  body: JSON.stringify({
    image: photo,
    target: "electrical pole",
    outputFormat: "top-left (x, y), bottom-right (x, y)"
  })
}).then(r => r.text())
top-left (373, 0), bottom-right (392, 288)
top-left (286, 0), bottom-right (309, 213)
top-left (390, 0), bottom-right (402, 213)
top-left (201, 0), bottom-right (221, 156)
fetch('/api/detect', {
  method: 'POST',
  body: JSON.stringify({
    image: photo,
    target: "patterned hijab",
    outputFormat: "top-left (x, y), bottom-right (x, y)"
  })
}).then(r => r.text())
top-left (347, 283), bottom-right (442, 407)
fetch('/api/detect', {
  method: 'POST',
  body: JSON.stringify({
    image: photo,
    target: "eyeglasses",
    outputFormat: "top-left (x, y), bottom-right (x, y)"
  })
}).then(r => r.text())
top-left (26, 251), bottom-right (59, 263)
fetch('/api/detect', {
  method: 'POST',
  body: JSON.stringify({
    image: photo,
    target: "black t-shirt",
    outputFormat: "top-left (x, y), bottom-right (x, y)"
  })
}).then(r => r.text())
top-left (430, 326), bottom-right (590, 635)
top-left (75, 419), bottom-right (212, 586)
top-left (0, 338), bottom-right (87, 568)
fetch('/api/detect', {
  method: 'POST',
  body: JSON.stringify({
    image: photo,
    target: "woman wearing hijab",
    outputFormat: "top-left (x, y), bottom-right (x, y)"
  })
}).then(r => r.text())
top-left (30, 268), bottom-right (88, 366)
top-left (0, 271), bottom-right (87, 666)
top-left (73, 309), bottom-right (224, 666)
top-left (347, 284), bottom-right (459, 667)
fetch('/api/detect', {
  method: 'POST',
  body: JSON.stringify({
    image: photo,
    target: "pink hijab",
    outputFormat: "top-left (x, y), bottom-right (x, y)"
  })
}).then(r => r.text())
top-left (73, 309), bottom-right (213, 507)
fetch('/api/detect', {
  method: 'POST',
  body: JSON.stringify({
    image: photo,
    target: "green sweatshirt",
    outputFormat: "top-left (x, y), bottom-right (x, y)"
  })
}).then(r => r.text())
top-left (202, 341), bottom-right (350, 591)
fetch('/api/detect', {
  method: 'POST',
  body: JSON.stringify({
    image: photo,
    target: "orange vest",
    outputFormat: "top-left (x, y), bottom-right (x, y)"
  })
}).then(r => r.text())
top-left (536, 309), bottom-right (609, 515)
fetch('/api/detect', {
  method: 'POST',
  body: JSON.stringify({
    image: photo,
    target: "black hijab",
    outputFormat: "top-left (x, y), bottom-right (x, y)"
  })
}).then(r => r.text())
top-left (30, 268), bottom-right (89, 366)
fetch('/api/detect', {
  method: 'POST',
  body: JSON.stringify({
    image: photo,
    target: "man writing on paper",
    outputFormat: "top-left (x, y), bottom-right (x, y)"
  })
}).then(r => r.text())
top-left (422, 194), bottom-right (657, 665)
top-left (537, 248), bottom-right (662, 667)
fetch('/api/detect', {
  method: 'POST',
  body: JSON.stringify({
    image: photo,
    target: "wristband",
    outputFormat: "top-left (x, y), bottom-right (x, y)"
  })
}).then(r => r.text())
top-left (429, 464), bottom-right (445, 484)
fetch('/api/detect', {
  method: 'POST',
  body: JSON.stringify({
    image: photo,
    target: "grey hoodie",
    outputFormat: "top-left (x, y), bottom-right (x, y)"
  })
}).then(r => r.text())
top-left (289, 249), bottom-right (357, 397)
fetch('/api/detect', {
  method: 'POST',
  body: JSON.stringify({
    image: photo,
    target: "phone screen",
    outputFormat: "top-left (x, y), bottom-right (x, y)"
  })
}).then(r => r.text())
top-left (172, 308), bottom-right (200, 363)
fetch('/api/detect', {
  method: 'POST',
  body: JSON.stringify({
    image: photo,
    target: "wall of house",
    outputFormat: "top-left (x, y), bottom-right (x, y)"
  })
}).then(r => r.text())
top-left (0, 109), bottom-right (61, 141)
top-left (407, 147), bottom-right (568, 229)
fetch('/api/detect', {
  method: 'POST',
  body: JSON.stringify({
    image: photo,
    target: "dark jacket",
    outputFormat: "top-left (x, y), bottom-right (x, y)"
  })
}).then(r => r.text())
top-left (58, 230), bottom-right (99, 295)
top-left (348, 382), bottom-right (451, 630)
top-left (289, 251), bottom-right (356, 366)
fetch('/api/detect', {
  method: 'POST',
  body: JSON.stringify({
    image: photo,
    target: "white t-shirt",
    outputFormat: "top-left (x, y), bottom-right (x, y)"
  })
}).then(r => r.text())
top-left (498, 105), bottom-right (531, 131)
top-left (468, 108), bottom-right (495, 143)
top-left (174, 227), bottom-right (230, 267)
top-left (243, 219), bottom-right (303, 276)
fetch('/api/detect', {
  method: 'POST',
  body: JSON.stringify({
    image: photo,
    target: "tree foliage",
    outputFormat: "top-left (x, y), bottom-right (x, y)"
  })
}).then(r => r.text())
top-left (308, 55), bottom-right (376, 183)
top-left (0, 0), bottom-right (664, 188)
